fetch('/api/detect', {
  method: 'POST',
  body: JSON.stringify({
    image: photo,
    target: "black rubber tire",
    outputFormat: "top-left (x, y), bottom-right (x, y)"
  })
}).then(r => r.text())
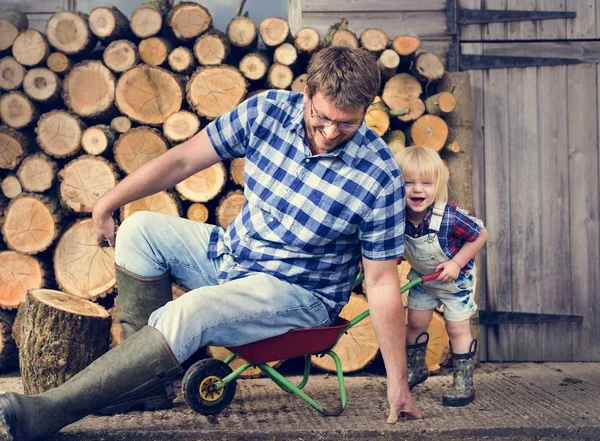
top-left (182, 358), bottom-right (237, 415)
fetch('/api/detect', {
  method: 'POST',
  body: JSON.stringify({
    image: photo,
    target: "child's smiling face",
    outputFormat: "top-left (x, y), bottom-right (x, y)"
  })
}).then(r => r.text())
top-left (403, 169), bottom-right (437, 222)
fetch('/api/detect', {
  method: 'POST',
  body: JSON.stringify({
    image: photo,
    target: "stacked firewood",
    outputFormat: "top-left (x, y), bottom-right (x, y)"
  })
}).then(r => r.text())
top-left (0, 1), bottom-right (459, 379)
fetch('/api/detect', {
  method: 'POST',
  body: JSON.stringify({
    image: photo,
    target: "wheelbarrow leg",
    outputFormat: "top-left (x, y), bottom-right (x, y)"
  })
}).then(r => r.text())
top-left (258, 350), bottom-right (347, 416)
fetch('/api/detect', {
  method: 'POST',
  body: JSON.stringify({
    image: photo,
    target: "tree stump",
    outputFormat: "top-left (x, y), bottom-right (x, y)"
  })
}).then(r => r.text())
top-left (18, 289), bottom-right (111, 395)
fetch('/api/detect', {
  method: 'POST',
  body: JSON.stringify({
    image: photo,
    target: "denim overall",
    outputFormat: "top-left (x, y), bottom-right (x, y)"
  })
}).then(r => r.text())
top-left (404, 201), bottom-right (477, 321)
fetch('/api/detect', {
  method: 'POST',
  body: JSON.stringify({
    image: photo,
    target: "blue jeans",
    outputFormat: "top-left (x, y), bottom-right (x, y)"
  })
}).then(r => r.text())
top-left (115, 211), bottom-right (331, 363)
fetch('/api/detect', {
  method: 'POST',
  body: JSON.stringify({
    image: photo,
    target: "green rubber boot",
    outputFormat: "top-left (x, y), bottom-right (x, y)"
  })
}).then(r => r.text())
top-left (0, 326), bottom-right (182, 441)
top-left (96, 265), bottom-right (174, 415)
top-left (407, 332), bottom-right (430, 390)
top-left (442, 339), bottom-right (477, 407)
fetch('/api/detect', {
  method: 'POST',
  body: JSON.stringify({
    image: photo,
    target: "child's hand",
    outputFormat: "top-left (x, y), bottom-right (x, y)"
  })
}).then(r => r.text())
top-left (435, 259), bottom-right (461, 282)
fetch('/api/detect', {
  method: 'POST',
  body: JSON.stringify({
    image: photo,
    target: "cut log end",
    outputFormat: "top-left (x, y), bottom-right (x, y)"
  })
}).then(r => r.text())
top-left (2, 195), bottom-right (58, 254)
top-left (215, 190), bottom-right (245, 228)
top-left (54, 218), bottom-right (116, 301)
top-left (114, 127), bottom-right (168, 174)
top-left (175, 162), bottom-right (227, 203)
top-left (187, 202), bottom-right (209, 223)
top-left (0, 251), bottom-right (44, 309)
top-left (186, 66), bottom-right (246, 120)
top-left (410, 115), bottom-right (449, 151)
top-left (120, 191), bottom-right (180, 221)
top-left (59, 156), bottom-right (118, 214)
top-left (163, 110), bottom-right (200, 142)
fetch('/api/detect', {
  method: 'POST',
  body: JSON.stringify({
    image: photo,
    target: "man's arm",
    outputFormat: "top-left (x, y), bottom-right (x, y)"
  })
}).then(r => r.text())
top-left (92, 129), bottom-right (221, 246)
top-left (362, 256), bottom-right (422, 423)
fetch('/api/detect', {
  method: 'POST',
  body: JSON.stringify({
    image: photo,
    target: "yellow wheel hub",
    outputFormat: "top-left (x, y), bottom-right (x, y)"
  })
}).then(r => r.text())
top-left (199, 375), bottom-right (224, 402)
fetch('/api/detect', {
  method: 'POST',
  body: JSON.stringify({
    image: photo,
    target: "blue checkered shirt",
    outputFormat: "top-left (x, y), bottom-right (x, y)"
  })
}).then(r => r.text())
top-left (206, 90), bottom-right (405, 317)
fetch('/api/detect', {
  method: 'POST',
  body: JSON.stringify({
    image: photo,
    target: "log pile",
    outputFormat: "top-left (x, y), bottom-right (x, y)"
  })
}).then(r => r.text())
top-left (0, 3), bottom-right (466, 376)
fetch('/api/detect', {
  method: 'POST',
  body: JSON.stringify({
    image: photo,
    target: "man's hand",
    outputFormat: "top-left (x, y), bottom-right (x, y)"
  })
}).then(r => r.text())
top-left (435, 259), bottom-right (460, 282)
top-left (92, 204), bottom-right (117, 248)
top-left (386, 380), bottom-right (423, 423)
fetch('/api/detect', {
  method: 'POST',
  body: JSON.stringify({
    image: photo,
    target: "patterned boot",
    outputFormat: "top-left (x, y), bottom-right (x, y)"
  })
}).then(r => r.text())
top-left (407, 332), bottom-right (429, 390)
top-left (442, 339), bottom-right (477, 406)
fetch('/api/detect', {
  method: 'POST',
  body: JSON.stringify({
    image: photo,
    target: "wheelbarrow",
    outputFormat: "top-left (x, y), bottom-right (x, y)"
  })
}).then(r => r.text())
top-left (181, 271), bottom-right (441, 416)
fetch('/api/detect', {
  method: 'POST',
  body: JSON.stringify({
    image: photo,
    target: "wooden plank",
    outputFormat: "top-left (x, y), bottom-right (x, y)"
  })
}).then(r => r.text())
top-left (506, 0), bottom-right (536, 40)
top-left (482, 0), bottom-right (509, 41)
top-left (302, 11), bottom-right (450, 40)
top-left (536, 0), bottom-right (567, 39)
top-left (567, 0), bottom-right (596, 38)
top-left (507, 65), bottom-right (543, 360)
top-left (287, 0), bottom-right (303, 35)
top-left (459, 0), bottom-right (483, 41)
top-left (569, 63), bottom-right (600, 361)
top-left (482, 67), bottom-right (512, 361)
top-left (0, 0), bottom-right (70, 14)
top-left (537, 63), bottom-right (573, 361)
top-left (302, 0), bottom-right (445, 12)
top-left (470, 41), bottom-right (600, 63)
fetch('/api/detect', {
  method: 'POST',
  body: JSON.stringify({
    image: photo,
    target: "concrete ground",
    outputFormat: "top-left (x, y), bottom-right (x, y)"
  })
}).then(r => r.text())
top-left (1, 362), bottom-right (599, 441)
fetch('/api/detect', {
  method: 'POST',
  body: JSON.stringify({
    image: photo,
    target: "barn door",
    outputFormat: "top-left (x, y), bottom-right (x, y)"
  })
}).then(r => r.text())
top-left (455, 0), bottom-right (600, 361)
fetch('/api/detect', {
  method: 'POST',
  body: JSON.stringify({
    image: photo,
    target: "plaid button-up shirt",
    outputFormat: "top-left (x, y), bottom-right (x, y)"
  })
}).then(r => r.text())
top-left (406, 203), bottom-right (482, 270)
top-left (206, 90), bottom-right (405, 317)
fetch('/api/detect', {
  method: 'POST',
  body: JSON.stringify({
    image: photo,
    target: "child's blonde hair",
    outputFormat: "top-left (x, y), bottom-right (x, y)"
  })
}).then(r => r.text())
top-left (395, 146), bottom-right (448, 204)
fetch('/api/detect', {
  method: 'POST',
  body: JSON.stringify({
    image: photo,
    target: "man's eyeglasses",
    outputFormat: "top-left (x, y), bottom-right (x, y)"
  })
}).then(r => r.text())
top-left (309, 98), bottom-right (363, 133)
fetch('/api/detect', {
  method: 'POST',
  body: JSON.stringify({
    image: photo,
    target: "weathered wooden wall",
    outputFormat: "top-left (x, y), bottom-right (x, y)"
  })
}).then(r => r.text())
top-left (291, 0), bottom-right (600, 361)
top-left (461, 0), bottom-right (600, 362)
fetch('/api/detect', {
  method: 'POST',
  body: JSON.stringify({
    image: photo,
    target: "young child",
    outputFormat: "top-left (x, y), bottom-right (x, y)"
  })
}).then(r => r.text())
top-left (395, 145), bottom-right (487, 407)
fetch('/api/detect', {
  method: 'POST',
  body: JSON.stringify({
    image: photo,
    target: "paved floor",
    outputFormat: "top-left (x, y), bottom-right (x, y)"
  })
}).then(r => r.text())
top-left (1, 362), bottom-right (599, 440)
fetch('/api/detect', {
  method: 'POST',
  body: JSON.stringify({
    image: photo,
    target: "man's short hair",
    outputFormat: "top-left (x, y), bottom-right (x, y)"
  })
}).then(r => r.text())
top-left (306, 46), bottom-right (381, 110)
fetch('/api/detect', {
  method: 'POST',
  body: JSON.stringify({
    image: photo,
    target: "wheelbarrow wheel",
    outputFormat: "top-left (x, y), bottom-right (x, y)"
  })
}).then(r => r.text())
top-left (182, 358), bottom-right (237, 415)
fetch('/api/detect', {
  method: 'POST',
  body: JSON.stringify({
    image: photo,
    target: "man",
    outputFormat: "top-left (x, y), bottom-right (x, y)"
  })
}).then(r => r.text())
top-left (0, 46), bottom-right (420, 441)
